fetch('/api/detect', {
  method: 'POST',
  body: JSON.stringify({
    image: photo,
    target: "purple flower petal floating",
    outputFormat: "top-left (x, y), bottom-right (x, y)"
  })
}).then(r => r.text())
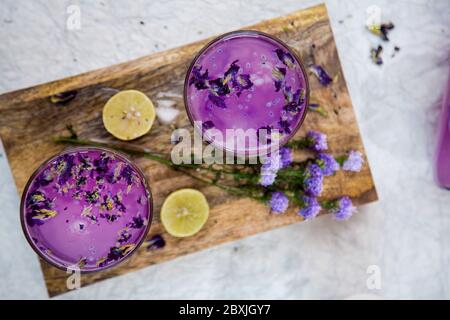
top-left (278, 119), bottom-right (292, 134)
top-left (208, 93), bottom-right (227, 109)
top-left (309, 64), bottom-right (332, 86)
top-left (331, 196), bottom-right (356, 221)
top-left (279, 147), bottom-right (293, 169)
top-left (146, 234), bottom-right (166, 251)
top-left (224, 59), bottom-right (240, 80)
top-left (209, 77), bottom-right (230, 96)
top-left (274, 48), bottom-right (295, 69)
top-left (303, 163), bottom-right (324, 197)
top-left (283, 88), bottom-right (305, 114)
top-left (233, 74), bottom-right (253, 96)
top-left (202, 120), bottom-right (215, 131)
top-left (298, 195), bottom-right (321, 220)
top-left (268, 192), bottom-right (289, 214)
top-left (306, 130), bottom-right (328, 152)
top-left (316, 153), bottom-right (339, 176)
top-left (189, 65), bottom-right (209, 90)
top-left (342, 150), bottom-right (364, 172)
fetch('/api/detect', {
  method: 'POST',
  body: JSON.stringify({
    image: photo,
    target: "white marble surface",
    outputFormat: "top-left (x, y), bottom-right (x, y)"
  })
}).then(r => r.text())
top-left (0, 0), bottom-right (449, 299)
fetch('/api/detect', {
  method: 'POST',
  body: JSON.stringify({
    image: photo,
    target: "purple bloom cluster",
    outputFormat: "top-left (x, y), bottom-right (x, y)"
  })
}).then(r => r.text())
top-left (342, 150), bottom-right (364, 172)
top-left (316, 153), bottom-right (339, 176)
top-left (331, 196), bottom-right (356, 221)
top-left (303, 163), bottom-right (323, 197)
top-left (298, 196), bottom-right (321, 220)
top-left (259, 152), bottom-right (282, 187)
top-left (269, 192), bottom-right (289, 214)
top-left (279, 147), bottom-right (293, 169)
top-left (309, 64), bottom-right (332, 86)
top-left (306, 130), bottom-right (328, 152)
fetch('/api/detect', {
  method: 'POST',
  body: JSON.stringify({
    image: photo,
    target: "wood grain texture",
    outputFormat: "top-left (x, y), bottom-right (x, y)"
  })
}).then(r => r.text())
top-left (0, 4), bottom-right (377, 297)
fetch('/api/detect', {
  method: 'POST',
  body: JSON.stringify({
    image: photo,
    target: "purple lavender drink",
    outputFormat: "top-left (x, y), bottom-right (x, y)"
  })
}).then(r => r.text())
top-left (185, 30), bottom-right (309, 156)
top-left (20, 147), bottom-right (152, 272)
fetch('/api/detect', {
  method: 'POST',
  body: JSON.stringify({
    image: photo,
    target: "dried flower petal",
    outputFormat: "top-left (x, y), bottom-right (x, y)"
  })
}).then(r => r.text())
top-left (309, 64), bottom-right (332, 86)
top-left (49, 90), bottom-right (77, 105)
top-left (146, 234), bottom-right (166, 251)
top-left (370, 45), bottom-right (383, 65)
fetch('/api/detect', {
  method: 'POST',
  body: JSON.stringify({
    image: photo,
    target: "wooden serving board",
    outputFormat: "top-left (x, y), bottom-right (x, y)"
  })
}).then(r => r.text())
top-left (0, 4), bottom-right (377, 297)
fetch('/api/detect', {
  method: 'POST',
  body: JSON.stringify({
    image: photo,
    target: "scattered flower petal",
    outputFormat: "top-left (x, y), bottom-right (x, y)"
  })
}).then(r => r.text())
top-left (309, 64), bottom-right (332, 86)
top-left (146, 234), bottom-right (166, 251)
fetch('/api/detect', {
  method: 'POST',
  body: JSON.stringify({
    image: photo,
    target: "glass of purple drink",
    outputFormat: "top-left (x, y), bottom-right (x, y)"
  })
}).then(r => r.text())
top-left (184, 30), bottom-right (309, 156)
top-left (20, 147), bottom-right (152, 272)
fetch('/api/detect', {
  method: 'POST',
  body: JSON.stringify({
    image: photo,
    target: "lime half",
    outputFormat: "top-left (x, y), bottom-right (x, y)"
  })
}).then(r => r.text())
top-left (161, 189), bottom-right (209, 237)
top-left (102, 90), bottom-right (156, 141)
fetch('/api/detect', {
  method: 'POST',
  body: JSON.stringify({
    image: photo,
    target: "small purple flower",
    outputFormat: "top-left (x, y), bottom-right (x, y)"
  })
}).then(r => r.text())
top-left (309, 64), bottom-right (332, 86)
top-left (275, 49), bottom-right (295, 68)
top-left (303, 163), bottom-right (323, 197)
top-left (342, 150), bottom-right (364, 172)
top-left (298, 196), bottom-right (321, 220)
top-left (279, 147), bottom-right (293, 169)
top-left (259, 152), bottom-right (282, 186)
top-left (316, 153), bottom-right (339, 176)
top-left (268, 192), bottom-right (289, 214)
top-left (189, 65), bottom-right (209, 90)
top-left (331, 196), bottom-right (356, 221)
top-left (233, 74), bottom-right (253, 96)
top-left (306, 130), bottom-right (328, 152)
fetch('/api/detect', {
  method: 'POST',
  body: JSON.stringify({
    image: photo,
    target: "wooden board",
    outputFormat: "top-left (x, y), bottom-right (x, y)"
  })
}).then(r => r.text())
top-left (0, 4), bottom-right (377, 297)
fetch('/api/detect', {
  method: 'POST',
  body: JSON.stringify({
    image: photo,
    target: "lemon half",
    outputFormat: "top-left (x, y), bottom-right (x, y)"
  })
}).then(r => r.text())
top-left (102, 90), bottom-right (155, 141)
top-left (161, 189), bottom-right (210, 237)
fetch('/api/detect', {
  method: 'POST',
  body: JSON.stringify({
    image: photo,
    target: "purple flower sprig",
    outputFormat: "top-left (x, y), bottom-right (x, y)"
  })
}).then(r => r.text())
top-left (268, 192), bottom-right (289, 214)
top-left (336, 150), bottom-right (364, 172)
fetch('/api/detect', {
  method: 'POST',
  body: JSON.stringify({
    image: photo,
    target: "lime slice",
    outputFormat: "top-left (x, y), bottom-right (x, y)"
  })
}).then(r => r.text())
top-left (102, 90), bottom-right (156, 141)
top-left (161, 189), bottom-right (209, 237)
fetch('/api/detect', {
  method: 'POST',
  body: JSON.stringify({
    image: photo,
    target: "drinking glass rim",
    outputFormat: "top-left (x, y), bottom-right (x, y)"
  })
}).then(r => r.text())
top-left (20, 146), bottom-right (153, 274)
top-left (183, 29), bottom-right (310, 157)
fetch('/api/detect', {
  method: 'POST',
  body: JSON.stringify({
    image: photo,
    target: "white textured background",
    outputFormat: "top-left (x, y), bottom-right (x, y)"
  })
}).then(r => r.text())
top-left (0, 0), bottom-right (449, 299)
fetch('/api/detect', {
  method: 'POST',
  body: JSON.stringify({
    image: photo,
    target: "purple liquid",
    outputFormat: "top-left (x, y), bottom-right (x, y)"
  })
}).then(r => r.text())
top-left (185, 31), bottom-right (308, 155)
top-left (434, 69), bottom-right (450, 189)
top-left (21, 148), bottom-right (152, 271)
